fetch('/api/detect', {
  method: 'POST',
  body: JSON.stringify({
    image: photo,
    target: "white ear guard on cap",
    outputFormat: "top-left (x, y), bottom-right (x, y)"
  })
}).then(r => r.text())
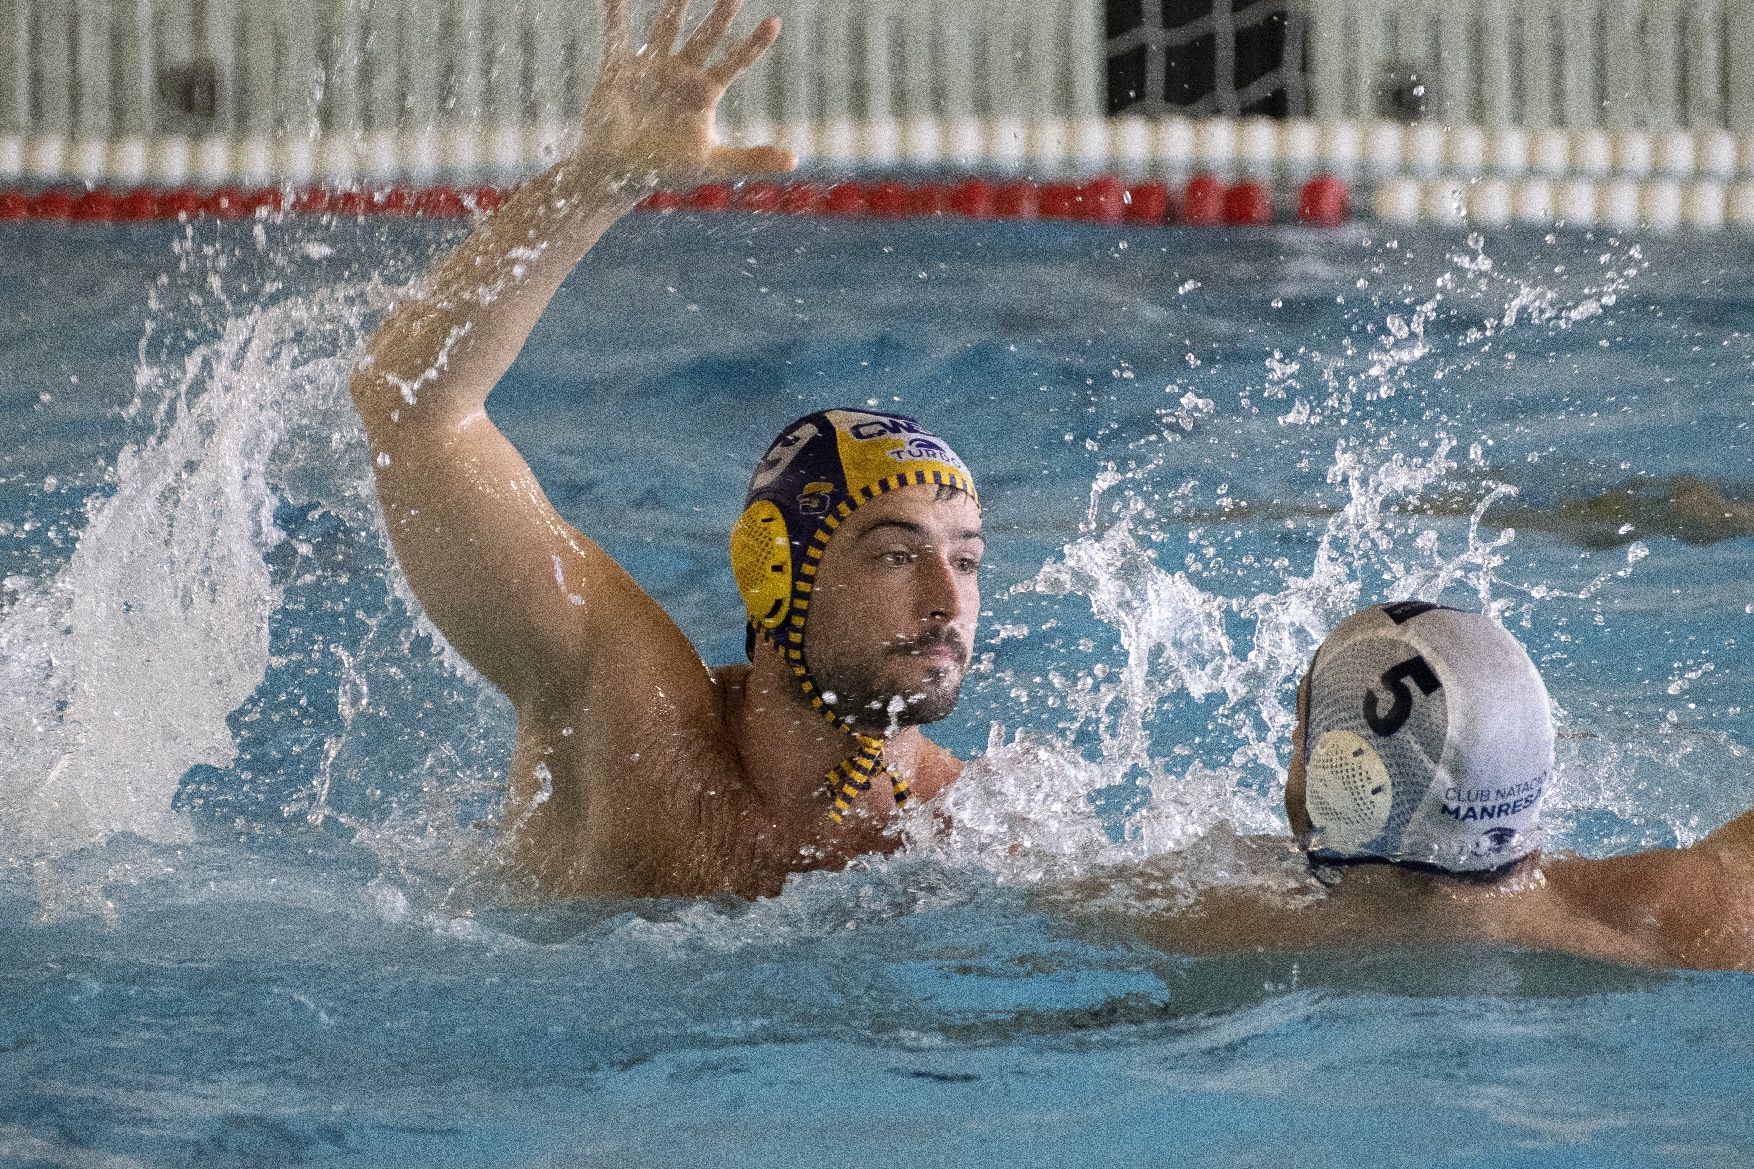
top-left (1301, 602), bottom-right (1554, 873)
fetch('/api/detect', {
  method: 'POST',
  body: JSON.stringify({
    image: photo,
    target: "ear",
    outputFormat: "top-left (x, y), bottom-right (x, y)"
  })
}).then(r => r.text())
top-left (1284, 668), bottom-right (1313, 838)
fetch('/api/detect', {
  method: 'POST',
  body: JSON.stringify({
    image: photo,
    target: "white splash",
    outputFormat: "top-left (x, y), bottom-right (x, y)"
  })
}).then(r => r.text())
top-left (0, 280), bottom-right (379, 857)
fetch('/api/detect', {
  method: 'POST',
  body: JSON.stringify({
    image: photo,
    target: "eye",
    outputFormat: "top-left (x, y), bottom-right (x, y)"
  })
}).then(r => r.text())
top-left (954, 555), bottom-right (982, 574)
top-left (879, 549), bottom-right (913, 566)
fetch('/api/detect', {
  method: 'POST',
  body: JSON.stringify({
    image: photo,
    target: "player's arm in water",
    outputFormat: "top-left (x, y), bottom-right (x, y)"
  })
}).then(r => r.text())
top-left (348, 1), bottom-right (793, 791)
top-left (1541, 801), bottom-right (1754, 971)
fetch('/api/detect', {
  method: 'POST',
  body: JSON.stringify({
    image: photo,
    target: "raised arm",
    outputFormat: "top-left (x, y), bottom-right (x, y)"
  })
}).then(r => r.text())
top-left (350, 0), bottom-right (793, 704)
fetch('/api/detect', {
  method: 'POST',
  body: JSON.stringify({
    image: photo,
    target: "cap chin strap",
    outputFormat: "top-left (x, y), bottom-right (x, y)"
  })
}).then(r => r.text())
top-left (1305, 850), bottom-right (1534, 882)
top-left (825, 733), bottom-right (911, 825)
top-left (752, 621), bottom-right (913, 824)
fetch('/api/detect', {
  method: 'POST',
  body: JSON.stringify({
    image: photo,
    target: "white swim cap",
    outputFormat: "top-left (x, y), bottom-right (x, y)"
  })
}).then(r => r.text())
top-left (1300, 602), bottom-right (1554, 873)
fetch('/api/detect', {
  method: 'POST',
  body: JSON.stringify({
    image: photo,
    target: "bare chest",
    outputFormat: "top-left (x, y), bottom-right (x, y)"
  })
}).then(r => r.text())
top-left (511, 717), bottom-right (908, 898)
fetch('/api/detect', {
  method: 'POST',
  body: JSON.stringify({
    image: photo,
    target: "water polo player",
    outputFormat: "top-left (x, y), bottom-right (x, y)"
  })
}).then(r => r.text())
top-left (348, 1), bottom-right (983, 896)
top-left (1123, 603), bottom-right (1754, 971)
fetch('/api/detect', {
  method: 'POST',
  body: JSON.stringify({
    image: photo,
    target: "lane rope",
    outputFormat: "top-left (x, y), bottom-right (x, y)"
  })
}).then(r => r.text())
top-left (0, 175), bottom-right (1350, 227)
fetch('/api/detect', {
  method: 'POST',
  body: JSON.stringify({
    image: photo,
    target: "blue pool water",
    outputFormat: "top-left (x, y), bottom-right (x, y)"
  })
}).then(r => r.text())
top-left (2, 209), bottom-right (1752, 1167)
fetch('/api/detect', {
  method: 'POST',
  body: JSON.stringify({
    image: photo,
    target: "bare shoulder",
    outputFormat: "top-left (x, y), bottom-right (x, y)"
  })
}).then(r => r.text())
top-left (910, 736), bottom-right (963, 804)
top-left (500, 648), bottom-right (755, 895)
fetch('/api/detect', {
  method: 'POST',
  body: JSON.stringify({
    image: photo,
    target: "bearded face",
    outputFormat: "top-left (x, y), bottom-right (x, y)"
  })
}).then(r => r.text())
top-left (809, 624), bottom-right (971, 731)
top-left (800, 485), bottom-right (983, 734)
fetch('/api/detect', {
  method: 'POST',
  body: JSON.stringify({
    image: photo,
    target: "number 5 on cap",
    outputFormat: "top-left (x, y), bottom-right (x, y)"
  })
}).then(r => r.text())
top-left (1364, 655), bottom-right (1441, 736)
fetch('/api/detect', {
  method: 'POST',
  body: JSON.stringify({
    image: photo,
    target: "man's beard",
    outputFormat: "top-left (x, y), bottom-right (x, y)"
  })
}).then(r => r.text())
top-left (810, 629), bottom-right (969, 732)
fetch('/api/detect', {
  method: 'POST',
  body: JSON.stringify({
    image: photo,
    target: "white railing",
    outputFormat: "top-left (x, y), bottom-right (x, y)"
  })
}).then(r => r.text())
top-left (0, 0), bottom-right (1104, 184)
top-left (6, 1), bottom-right (1754, 197)
top-left (1307, 0), bottom-right (1754, 131)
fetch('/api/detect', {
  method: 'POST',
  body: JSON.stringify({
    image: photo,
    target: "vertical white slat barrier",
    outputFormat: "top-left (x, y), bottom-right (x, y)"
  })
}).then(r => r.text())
top-left (71, 3), bottom-right (114, 178)
top-left (1599, 0), bottom-right (1640, 133)
top-left (1519, 0), bottom-right (1555, 130)
top-left (21, 0), bottom-right (1754, 202)
top-left (0, 0), bottom-right (29, 177)
top-left (320, 0), bottom-right (366, 182)
top-left (1352, 0), bottom-right (1389, 124)
top-left (1686, 0), bottom-right (1725, 132)
top-left (1643, 0), bottom-right (1681, 133)
top-left (815, 2), bottom-right (859, 162)
top-left (1557, 0), bottom-right (1599, 130)
top-left (1726, 3), bottom-right (1754, 132)
top-left (1476, 0), bottom-right (1512, 129)
top-left (934, 0), bottom-right (984, 165)
top-left (1063, 0), bottom-right (1106, 169)
top-left (526, 0), bottom-right (571, 171)
top-left (273, 1), bottom-right (318, 183)
top-left (360, 0), bottom-right (407, 183)
top-left (234, 4), bottom-right (278, 182)
top-left (749, 0), bottom-right (813, 160)
top-left (861, 6), bottom-right (900, 164)
top-left (401, 0), bottom-right (441, 179)
top-left (1025, 0), bottom-right (1073, 168)
top-left (193, 1), bottom-right (237, 183)
top-left (894, 0), bottom-right (940, 166)
top-left (26, 0), bottom-right (72, 179)
top-left (985, 0), bottom-right (1031, 168)
top-left (1434, 3), bottom-right (1474, 126)
top-left (147, 0), bottom-right (190, 181)
top-left (441, 0), bottom-right (485, 175)
top-left (1305, 0), bottom-right (1350, 123)
top-left (482, 1), bottom-right (524, 172)
top-left (110, 0), bottom-right (155, 181)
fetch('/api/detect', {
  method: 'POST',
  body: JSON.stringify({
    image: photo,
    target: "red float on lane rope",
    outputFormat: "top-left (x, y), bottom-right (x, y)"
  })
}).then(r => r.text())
top-left (1182, 175), bottom-right (1224, 226)
top-left (291, 187), bottom-right (330, 216)
top-left (907, 182), bottom-right (951, 216)
top-left (865, 180), bottom-right (907, 217)
top-left (163, 188), bottom-right (203, 219)
top-left (948, 178), bottom-right (993, 218)
top-left (33, 189), bottom-right (76, 220)
top-left (1125, 181), bottom-right (1171, 225)
top-left (117, 188), bottom-right (160, 220)
top-left (1077, 176), bottom-right (1127, 224)
top-left (71, 189), bottom-right (117, 222)
top-left (777, 182), bottom-right (824, 214)
top-left (1036, 181), bottom-right (1077, 219)
top-left (0, 175), bottom-right (1350, 228)
top-left (205, 187), bottom-right (248, 218)
top-left (823, 182), bottom-right (865, 215)
top-left (681, 183), bottom-right (728, 211)
top-left (1223, 181), bottom-right (1273, 226)
top-left (733, 180), bottom-right (786, 212)
top-left (1297, 175), bottom-right (1350, 227)
top-left (991, 181), bottom-right (1038, 220)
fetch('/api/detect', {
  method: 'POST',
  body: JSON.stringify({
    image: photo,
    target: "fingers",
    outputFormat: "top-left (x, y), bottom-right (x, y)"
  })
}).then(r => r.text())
top-left (706, 16), bottom-right (779, 87)
top-left (648, 0), bottom-right (691, 55)
top-left (678, 0), bottom-right (743, 66)
top-left (708, 143), bottom-right (798, 178)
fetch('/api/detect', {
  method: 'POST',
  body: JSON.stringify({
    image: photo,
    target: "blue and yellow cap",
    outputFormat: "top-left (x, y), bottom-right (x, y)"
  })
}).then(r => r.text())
top-left (731, 409), bottom-right (978, 822)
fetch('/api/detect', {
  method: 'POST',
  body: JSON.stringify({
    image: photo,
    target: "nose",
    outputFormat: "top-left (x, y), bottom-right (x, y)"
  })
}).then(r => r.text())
top-left (915, 551), bottom-right (963, 624)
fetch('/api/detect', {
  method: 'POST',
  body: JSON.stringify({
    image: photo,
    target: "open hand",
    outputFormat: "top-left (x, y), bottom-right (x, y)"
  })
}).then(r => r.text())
top-left (582, 0), bottom-right (796, 188)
